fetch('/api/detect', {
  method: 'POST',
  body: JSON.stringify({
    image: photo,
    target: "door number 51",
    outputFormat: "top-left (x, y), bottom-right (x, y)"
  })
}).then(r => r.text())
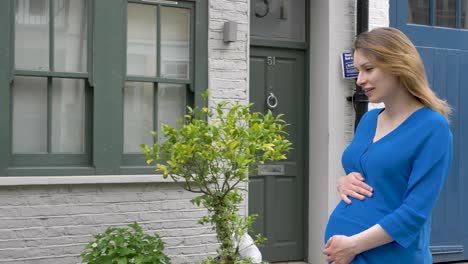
top-left (267, 56), bottom-right (276, 66)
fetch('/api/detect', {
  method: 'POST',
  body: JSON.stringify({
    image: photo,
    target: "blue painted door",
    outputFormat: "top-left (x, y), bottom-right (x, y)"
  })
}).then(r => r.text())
top-left (391, 1), bottom-right (468, 262)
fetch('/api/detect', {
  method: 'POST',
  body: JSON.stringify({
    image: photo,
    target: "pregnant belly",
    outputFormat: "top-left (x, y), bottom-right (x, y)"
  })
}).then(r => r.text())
top-left (324, 198), bottom-right (391, 243)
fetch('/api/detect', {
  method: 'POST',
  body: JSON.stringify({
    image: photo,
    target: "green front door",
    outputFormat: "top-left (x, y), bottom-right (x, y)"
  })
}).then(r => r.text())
top-left (249, 47), bottom-right (306, 262)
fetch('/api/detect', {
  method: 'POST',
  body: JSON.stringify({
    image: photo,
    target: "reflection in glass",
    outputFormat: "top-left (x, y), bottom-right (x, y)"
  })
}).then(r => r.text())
top-left (435, 0), bottom-right (456, 28)
top-left (51, 79), bottom-right (85, 153)
top-left (157, 84), bottom-right (186, 143)
top-left (12, 77), bottom-right (48, 153)
top-left (407, 0), bottom-right (430, 25)
top-left (124, 82), bottom-right (154, 153)
top-left (462, 0), bottom-right (468, 29)
top-left (251, 0), bottom-right (305, 42)
top-left (127, 4), bottom-right (157, 77)
top-left (161, 7), bottom-right (190, 79)
top-left (54, 0), bottom-right (87, 72)
top-left (15, 0), bottom-right (50, 70)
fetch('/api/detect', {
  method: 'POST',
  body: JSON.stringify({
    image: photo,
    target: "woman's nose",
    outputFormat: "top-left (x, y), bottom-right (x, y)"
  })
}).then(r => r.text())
top-left (356, 72), bottom-right (366, 87)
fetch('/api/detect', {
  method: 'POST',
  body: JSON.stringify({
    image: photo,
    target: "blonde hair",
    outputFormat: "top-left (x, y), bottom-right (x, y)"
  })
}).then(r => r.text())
top-left (354, 27), bottom-right (452, 118)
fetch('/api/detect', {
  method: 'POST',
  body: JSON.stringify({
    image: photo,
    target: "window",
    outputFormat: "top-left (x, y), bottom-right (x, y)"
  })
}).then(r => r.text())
top-left (435, 0), bottom-right (457, 28)
top-left (407, 0), bottom-right (430, 25)
top-left (462, 0), bottom-right (468, 28)
top-left (0, 0), bottom-right (207, 175)
top-left (123, 1), bottom-right (193, 166)
top-left (407, 0), bottom-right (468, 28)
top-left (12, 0), bottom-right (90, 167)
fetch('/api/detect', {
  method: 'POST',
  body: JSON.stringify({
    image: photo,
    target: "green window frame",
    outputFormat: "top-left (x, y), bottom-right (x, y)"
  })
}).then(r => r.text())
top-left (0, 0), bottom-right (208, 176)
top-left (123, 1), bottom-right (195, 171)
top-left (10, 0), bottom-right (93, 172)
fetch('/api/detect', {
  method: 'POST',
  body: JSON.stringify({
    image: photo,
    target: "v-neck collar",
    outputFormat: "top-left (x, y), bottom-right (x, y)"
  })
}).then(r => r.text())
top-left (370, 106), bottom-right (428, 145)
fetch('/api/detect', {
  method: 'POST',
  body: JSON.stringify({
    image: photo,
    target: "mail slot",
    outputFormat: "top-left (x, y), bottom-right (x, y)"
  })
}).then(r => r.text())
top-left (257, 164), bottom-right (285, 176)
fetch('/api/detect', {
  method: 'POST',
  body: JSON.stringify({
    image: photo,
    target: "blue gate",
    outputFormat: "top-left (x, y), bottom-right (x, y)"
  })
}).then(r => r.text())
top-left (391, 1), bottom-right (468, 262)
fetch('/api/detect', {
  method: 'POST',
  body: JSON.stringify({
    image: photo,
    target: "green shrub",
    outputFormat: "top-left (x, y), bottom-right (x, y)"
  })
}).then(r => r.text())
top-left (81, 222), bottom-right (170, 264)
top-left (142, 91), bottom-right (291, 263)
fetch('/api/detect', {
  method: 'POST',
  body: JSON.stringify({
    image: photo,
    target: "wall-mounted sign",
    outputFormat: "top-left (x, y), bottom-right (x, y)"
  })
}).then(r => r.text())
top-left (341, 52), bottom-right (359, 79)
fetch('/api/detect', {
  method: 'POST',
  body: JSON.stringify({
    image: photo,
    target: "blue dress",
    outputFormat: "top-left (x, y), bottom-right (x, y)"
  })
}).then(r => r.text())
top-left (324, 107), bottom-right (453, 263)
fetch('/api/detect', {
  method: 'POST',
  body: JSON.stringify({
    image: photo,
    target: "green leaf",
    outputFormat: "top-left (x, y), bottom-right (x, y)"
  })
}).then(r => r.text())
top-left (201, 89), bottom-right (209, 99)
top-left (262, 143), bottom-right (275, 151)
top-left (156, 164), bottom-right (168, 176)
top-left (228, 141), bottom-right (238, 150)
top-left (116, 257), bottom-right (127, 264)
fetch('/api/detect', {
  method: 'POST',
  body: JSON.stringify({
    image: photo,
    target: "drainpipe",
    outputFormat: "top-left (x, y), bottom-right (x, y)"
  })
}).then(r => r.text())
top-left (353, 0), bottom-right (369, 131)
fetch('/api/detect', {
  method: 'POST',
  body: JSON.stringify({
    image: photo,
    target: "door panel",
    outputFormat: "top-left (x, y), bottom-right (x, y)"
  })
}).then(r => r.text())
top-left (249, 47), bottom-right (305, 262)
top-left (423, 48), bottom-right (466, 262)
top-left (391, 1), bottom-right (468, 262)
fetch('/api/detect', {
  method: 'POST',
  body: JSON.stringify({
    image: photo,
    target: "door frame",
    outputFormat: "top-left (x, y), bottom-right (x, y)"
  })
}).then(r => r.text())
top-left (249, 1), bottom-right (310, 259)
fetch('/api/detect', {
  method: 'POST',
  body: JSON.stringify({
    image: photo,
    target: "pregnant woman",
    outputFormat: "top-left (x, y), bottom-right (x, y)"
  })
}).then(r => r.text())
top-left (323, 27), bottom-right (453, 264)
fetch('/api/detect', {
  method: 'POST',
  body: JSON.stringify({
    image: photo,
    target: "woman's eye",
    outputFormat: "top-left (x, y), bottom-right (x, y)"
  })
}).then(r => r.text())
top-left (365, 68), bottom-right (373, 72)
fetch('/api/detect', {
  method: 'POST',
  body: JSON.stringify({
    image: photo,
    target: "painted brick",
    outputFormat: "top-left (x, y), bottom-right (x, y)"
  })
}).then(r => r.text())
top-left (208, 0), bottom-right (249, 107)
top-left (0, 184), bottom-right (226, 263)
top-left (369, 0), bottom-right (390, 30)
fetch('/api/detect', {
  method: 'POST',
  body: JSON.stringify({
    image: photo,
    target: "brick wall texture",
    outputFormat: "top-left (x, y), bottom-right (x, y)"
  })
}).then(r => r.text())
top-left (369, 0), bottom-right (390, 30)
top-left (0, 0), bottom-right (250, 263)
top-left (0, 183), bottom-right (222, 264)
top-left (208, 0), bottom-right (249, 107)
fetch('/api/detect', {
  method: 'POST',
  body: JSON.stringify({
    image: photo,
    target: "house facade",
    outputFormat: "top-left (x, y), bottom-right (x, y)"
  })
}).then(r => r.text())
top-left (0, 0), bottom-right (467, 263)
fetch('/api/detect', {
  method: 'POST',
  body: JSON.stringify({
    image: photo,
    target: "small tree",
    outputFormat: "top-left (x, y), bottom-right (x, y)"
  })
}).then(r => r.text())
top-left (141, 92), bottom-right (291, 263)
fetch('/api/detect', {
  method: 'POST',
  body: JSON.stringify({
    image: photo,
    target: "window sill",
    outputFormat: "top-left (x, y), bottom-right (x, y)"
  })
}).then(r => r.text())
top-left (0, 174), bottom-right (172, 186)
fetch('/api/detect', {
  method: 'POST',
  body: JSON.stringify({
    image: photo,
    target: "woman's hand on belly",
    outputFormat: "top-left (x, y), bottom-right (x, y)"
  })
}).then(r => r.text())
top-left (338, 172), bottom-right (374, 204)
top-left (323, 235), bottom-right (358, 264)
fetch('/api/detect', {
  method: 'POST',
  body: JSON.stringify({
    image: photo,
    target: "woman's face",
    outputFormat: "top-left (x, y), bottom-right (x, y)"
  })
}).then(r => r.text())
top-left (353, 49), bottom-right (401, 103)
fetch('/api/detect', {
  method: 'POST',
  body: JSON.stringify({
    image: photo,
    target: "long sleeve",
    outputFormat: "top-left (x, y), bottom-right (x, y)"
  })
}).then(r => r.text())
top-left (377, 120), bottom-right (453, 248)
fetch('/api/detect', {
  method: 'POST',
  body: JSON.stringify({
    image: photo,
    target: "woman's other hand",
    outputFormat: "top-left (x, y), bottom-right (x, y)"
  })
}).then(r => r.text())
top-left (337, 172), bottom-right (373, 204)
top-left (323, 235), bottom-right (358, 264)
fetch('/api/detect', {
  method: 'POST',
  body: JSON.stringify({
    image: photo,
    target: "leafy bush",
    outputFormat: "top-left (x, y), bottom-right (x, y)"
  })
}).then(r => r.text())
top-left (81, 222), bottom-right (170, 264)
top-left (142, 91), bottom-right (291, 263)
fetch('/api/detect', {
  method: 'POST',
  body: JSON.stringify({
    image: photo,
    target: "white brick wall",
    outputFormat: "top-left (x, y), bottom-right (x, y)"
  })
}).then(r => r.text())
top-left (0, 1), bottom-right (251, 263)
top-left (0, 183), bottom-right (220, 264)
top-left (208, 0), bottom-right (249, 107)
top-left (369, 0), bottom-right (390, 30)
top-left (368, 0), bottom-right (389, 111)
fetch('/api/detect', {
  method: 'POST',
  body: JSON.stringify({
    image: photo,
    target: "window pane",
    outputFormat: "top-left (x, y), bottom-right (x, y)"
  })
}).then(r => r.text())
top-left (30, 0), bottom-right (47, 15)
top-left (462, 0), bottom-right (468, 29)
top-left (251, 0), bottom-right (306, 42)
top-left (15, 0), bottom-right (50, 70)
top-left (161, 7), bottom-right (190, 79)
top-left (127, 4), bottom-right (157, 77)
top-left (54, 0), bottom-right (87, 72)
top-left (12, 77), bottom-right (48, 153)
top-left (51, 79), bottom-right (85, 153)
top-left (157, 84), bottom-right (186, 143)
top-left (124, 82), bottom-right (154, 153)
top-left (435, 0), bottom-right (457, 27)
top-left (407, 0), bottom-right (430, 25)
